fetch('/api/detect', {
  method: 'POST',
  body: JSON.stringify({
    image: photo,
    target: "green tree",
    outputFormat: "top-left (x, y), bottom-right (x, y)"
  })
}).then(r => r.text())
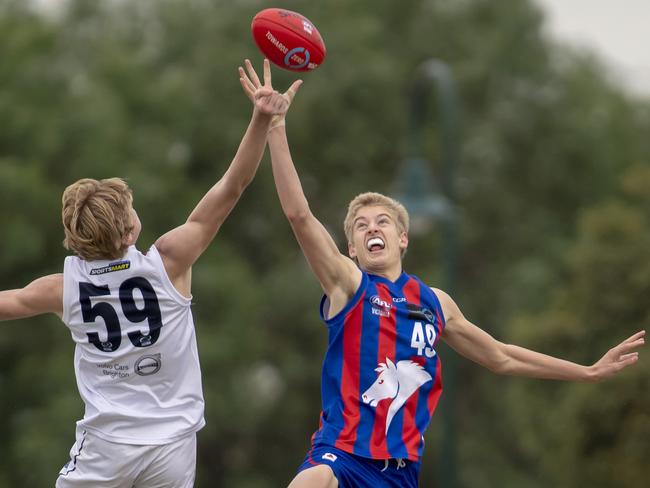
top-left (1, 0), bottom-right (649, 486)
top-left (486, 164), bottom-right (650, 488)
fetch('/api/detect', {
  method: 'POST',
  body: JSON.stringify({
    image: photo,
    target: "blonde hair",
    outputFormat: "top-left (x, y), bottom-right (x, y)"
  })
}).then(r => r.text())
top-left (62, 178), bottom-right (133, 261)
top-left (343, 192), bottom-right (410, 245)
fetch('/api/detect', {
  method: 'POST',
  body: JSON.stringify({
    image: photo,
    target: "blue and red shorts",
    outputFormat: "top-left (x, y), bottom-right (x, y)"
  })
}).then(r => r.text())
top-left (296, 444), bottom-right (420, 488)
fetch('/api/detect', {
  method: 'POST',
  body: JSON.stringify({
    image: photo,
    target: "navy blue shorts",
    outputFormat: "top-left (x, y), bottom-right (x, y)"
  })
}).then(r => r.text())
top-left (296, 444), bottom-right (420, 488)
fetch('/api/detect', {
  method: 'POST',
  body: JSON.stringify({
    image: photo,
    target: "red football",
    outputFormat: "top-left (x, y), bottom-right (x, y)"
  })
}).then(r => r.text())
top-left (251, 8), bottom-right (326, 72)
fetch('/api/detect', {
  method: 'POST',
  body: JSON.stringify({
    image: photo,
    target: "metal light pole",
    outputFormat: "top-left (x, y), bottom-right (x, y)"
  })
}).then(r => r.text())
top-left (393, 59), bottom-right (460, 488)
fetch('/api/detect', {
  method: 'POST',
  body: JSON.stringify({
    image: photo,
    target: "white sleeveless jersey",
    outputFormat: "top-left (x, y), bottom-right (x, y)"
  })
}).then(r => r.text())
top-left (62, 245), bottom-right (205, 445)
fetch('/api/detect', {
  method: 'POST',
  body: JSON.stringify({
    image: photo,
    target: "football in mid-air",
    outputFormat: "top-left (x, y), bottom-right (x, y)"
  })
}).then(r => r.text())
top-left (251, 8), bottom-right (326, 72)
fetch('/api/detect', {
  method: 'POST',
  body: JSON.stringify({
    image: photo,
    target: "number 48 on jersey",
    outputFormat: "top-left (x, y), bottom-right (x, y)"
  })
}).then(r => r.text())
top-left (411, 321), bottom-right (437, 358)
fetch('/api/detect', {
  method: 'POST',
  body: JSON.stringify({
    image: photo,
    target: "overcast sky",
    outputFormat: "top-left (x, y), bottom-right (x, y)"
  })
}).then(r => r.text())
top-left (534, 0), bottom-right (650, 96)
top-left (32, 0), bottom-right (650, 97)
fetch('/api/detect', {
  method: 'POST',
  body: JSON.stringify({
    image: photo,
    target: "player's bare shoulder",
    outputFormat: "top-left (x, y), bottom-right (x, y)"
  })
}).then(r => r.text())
top-left (430, 287), bottom-right (461, 324)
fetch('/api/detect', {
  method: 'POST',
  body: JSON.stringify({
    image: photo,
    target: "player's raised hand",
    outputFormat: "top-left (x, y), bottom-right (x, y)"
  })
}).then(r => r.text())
top-left (239, 58), bottom-right (302, 118)
top-left (239, 58), bottom-right (266, 102)
top-left (590, 330), bottom-right (645, 381)
top-left (255, 90), bottom-right (290, 116)
top-left (239, 58), bottom-right (279, 114)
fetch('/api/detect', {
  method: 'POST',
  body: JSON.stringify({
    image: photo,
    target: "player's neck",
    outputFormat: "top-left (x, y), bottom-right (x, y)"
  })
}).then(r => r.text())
top-left (363, 263), bottom-right (403, 283)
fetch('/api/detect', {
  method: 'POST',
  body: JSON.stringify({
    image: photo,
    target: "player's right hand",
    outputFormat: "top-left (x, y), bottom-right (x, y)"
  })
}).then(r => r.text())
top-left (239, 58), bottom-right (302, 118)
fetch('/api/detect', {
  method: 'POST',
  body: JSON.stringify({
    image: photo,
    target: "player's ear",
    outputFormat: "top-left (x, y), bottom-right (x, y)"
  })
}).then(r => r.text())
top-left (398, 232), bottom-right (408, 252)
top-left (348, 240), bottom-right (357, 259)
top-left (122, 230), bottom-right (133, 247)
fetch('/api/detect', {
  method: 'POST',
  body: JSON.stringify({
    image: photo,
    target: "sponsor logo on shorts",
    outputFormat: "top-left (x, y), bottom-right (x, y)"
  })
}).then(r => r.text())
top-left (322, 452), bottom-right (338, 462)
top-left (134, 353), bottom-right (161, 376)
top-left (89, 260), bottom-right (131, 275)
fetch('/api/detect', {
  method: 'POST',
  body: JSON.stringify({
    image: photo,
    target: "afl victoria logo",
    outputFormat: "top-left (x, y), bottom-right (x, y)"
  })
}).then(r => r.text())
top-left (135, 354), bottom-right (161, 376)
top-left (370, 295), bottom-right (391, 310)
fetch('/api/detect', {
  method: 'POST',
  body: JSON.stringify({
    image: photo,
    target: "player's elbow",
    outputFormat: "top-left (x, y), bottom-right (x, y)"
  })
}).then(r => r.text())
top-left (486, 343), bottom-right (514, 375)
top-left (231, 176), bottom-right (254, 196)
top-left (284, 207), bottom-right (312, 226)
top-left (221, 172), bottom-right (254, 197)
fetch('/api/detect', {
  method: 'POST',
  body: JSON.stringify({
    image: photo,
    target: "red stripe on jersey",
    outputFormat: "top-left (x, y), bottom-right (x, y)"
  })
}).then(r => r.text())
top-left (334, 296), bottom-right (364, 451)
top-left (368, 284), bottom-right (397, 458)
top-left (401, 277), bottom-right (424, 457)
top-left (401, 389), bottom-right (420, 459)
top-left (402, 275), bottom-right (421, 302)
top-left (428, 360), bottom-right (443, 421)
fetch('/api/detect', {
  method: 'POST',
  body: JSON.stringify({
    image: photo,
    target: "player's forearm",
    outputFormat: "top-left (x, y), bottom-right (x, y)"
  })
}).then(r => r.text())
top-left (221, 109), bottom-right (272, 190)
top-left (268, 127), bottom-right (312, 222)
top-left (500, 343), bottom-right (594, 382)
top-left (187, 110), bottom-right (271, 225)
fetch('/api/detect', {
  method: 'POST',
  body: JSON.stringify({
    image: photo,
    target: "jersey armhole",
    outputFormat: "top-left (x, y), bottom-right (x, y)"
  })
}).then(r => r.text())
top-left (62, 256), bottom-right (74, 324)
top-left (319, 272), bottom-right (368, 326)
top-left (427, 287), bottom-right (447, 332)
top-left (147, 245), bottom-right (192, 307)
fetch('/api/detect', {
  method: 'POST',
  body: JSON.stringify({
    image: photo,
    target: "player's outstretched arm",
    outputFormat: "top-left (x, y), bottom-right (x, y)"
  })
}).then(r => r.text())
top-left (436, 288), bottom-right (645, 382)
top-left (0, 274), bottom-right (63, 321)
top-left (262, 99), bottom-right (360, 301)
top-left (155, 59), bottom-right (289, 287)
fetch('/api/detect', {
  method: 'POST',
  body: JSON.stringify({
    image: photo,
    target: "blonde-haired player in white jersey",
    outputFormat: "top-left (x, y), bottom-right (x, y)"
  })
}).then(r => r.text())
top-left (0, 59), bottom-right (301, 487)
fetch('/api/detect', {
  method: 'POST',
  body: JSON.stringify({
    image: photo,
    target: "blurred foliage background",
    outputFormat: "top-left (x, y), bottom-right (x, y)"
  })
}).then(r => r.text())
top-left (1, 0), bottom-right (648, 486)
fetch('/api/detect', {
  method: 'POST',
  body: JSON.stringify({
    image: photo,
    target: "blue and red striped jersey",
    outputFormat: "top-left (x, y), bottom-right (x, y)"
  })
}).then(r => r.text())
top-left (311, 271), bottom-right (445, 462)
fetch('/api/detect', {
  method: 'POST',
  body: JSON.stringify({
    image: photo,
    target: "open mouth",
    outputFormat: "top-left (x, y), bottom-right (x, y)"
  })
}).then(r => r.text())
top-left (366, 237), bottom-right (385, 252)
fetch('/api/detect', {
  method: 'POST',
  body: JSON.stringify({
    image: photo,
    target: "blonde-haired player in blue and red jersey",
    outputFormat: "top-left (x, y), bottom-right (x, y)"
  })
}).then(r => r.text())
top-left (239, 63), bottom-right (647, 488)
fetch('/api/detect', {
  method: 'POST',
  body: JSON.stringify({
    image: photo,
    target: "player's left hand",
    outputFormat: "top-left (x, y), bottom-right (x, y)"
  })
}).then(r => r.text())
top-left (590, 330), bottom-right (645, 381)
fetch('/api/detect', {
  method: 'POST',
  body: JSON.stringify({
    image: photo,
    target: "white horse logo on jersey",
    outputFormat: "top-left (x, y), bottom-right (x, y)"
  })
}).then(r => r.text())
top-left (362, 358), bottom-right (433, 434)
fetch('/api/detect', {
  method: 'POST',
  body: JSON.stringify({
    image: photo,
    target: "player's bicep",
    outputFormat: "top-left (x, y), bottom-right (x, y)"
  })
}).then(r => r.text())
top-left (448, 320), bottom-right (509, 372)
top-left (155, 222), bottom-right (206, 277)
top-left (291, 213), bottom-right (360, 296)
top-left (437, 288), bottom-right (506, 371)
top-left (156, 179), bottom-right (242, 276)
top-left (0, 274), bottom-right (63, 321)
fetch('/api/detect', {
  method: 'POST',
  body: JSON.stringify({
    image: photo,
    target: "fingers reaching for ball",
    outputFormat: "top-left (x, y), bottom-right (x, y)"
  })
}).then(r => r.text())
top-left (239, 58), bottom-right (271, 102)
top-left (263, 58), bottom-right (272, 88)
top-left (239, 58), bottom-right (303, 117)
top-left (284, 79), bottom-right (303, 104)
top-left (239, 59), bottom-right (261, 102)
